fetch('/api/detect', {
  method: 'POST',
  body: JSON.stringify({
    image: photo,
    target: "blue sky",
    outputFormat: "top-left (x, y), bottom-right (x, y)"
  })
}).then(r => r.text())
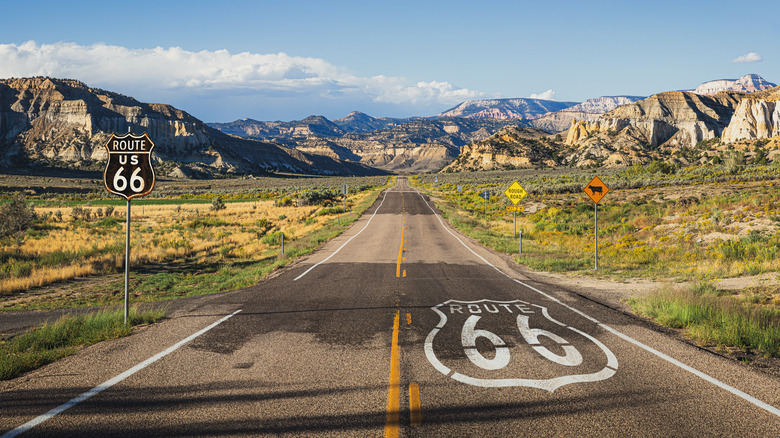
top-left (1, 0), bottom-right (777, 122)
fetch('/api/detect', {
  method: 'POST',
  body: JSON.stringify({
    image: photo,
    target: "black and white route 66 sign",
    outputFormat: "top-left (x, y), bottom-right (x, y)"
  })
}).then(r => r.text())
top-left (103, 132), bottom-right (156, 200)
top-left (424, 299), bottom-right (618, 392)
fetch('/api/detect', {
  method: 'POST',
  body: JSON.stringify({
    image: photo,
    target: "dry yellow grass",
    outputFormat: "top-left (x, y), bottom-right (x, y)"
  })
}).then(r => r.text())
top-left (1, 192), bottom-right (374, 296)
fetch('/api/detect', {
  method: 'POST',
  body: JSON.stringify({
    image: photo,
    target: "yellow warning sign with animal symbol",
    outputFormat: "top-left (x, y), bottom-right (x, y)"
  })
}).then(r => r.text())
top-left (584, 176), bottom-right (609, 204)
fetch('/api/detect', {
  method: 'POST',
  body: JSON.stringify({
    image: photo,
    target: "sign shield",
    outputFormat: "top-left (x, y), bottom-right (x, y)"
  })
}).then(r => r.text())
top-left (424, 299), bottom-right (618, 392)
top-left (103, 132), bottom-right (156, 200)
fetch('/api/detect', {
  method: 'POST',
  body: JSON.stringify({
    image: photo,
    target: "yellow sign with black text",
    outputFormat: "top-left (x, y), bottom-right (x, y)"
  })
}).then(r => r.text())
top-left (504, 181), bottom-right (527, 205)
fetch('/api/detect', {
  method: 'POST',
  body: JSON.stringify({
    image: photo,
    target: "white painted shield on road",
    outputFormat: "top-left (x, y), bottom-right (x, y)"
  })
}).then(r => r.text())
top-left (424, 299), bottom-right (618, 392)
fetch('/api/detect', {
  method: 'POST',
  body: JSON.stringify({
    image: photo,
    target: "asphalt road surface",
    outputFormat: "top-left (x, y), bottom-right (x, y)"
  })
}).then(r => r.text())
top-left (2, 177), bottom-right (780, 437)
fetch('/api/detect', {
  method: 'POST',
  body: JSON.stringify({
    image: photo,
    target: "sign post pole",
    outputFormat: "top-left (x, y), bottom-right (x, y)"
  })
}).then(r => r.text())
top-left (124, 200), bottom-right (131, 325)
top-left (484, 193), bottom-right (488, 228)
top-left (514, 211), bottom-right (517, 237)
top-left (594, 203), bottom-right (598, 270)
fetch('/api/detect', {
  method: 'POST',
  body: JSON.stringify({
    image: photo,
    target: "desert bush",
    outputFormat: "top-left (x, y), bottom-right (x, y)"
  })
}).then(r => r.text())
top-left (274, 197), bottom-right (293, 207)
top-left (299, 189), bottom-right (339, 206)
top-left (211, 197), bottom-right (226, 211)
top-left (0, 195), bottom-right (35, 237)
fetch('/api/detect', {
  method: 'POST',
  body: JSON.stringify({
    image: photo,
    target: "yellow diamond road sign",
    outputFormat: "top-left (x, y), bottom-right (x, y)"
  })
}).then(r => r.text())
top-left (584, 176), bottom-right (609, 204)
top-left (504, 181), bottom-right (527, 205)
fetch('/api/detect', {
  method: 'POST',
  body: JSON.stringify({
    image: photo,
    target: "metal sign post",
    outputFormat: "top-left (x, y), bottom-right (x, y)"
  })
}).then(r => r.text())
top-left (583, 176), bottom-right (609, 271)
top-left (480, 191), bottom-right (490, 228)
top-left (594, 203), bottom-right (598, 270)
top-left (103, 132), bottom-right (156, 325)
top-left (457, 185), bottom-right (462, 209)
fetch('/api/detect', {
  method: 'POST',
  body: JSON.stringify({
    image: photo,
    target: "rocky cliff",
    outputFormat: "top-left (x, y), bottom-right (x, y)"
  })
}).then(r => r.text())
top-left (722, 86), bottom-right (780, 142)
top-left (528, 111), bottom-right (601, 134)
top-left (694, 74), bottom-right (776, 95)
top-left (442, 126), bottom-right (560, 172)
top-left (0, 77), bottom-right (382, 177)
top-left (565, 91), bottom-right (742, 149)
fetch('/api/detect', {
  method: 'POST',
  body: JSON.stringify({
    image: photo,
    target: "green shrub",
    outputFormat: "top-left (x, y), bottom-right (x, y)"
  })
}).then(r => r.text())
top-left (211, 197), bottom-right (226, 211)
top-left (262, 231), bottom-right (285, 245)
top-left (0, 194), bottom-right (35, 237)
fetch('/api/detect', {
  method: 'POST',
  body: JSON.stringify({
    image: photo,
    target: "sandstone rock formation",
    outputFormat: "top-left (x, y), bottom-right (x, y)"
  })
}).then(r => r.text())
top-left (722, 86), bottom-right (780, 142)
top-left (442, 126), bottom-right (559, 172)
top-left (528, 111), bottom-right (601, 134)
top-left (565, 91), bottom-right (742, 148)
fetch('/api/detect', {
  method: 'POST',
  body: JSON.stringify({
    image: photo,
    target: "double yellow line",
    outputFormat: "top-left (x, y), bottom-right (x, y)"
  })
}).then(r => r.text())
top-left (385, 311), bottom-right (422, 437)
top-left (386, 210), bottom-right (421, 437)
top-left (396, 226), bottom-right (406, 278)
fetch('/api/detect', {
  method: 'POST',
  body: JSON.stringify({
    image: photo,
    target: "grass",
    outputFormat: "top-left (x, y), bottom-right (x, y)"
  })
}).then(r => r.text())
top-left (0, 181), bottom-right (389, 310)
top-left (414, 168), bottom-right (780, 282)
top-left (629, 283), bottom-right (780, 358)
top-left (0, 306), bottom-right (165, 380)
top-left (414, 167), bottom-right (780, 360)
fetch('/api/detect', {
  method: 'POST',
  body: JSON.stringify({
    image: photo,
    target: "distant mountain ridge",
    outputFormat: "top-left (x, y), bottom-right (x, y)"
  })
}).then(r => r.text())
top-left (561, 96), bottom-right (645, 113)
top-left (694, 74), bottom-right (775, 95)
top-left (334, 111), bottom-right (409, 133)
top-left (437, 98), bottom-right (578, 119)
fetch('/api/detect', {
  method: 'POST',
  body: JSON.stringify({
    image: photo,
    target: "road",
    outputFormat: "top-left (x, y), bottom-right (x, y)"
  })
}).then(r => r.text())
top-left (2, 177), bottom-right (779, 437)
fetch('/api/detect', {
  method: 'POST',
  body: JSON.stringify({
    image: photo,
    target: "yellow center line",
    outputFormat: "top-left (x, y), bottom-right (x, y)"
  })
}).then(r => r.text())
top-left (396, 225), bottom-right (406, 278)
top-left (409, 382), bottom-right (422, 427)
top-left (385, 310), bottom-right (401, 438)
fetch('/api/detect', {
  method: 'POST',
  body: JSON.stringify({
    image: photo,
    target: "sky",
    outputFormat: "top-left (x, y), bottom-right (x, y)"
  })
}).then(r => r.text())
top-left (0, 0), bottom-right (778, 122)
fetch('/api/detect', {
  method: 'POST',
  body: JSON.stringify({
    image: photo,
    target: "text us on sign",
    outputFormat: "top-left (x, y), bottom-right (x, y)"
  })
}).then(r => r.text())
top-left (103, 132), bottom-right (156, 200)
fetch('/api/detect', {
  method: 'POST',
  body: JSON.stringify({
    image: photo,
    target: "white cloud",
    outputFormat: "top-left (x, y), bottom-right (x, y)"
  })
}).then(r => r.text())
top-left (529, 89), bottom-right (556, 100)
top-left (732, 52), bottom-right (763, 63)
top-left (0, 41), bottom-right (481, 110)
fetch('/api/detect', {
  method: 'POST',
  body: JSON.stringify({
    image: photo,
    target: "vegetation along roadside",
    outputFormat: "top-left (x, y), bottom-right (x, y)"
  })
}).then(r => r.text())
top-left (411, 164), bottom-right (780, 365)
top-left (0, 306), bottom-right (165, 381)
top-left (0, 175), bottom-right (392, 311)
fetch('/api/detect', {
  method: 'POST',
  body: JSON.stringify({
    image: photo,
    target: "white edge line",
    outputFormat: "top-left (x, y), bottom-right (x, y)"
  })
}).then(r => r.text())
top-left (294, 189), bottom-right (390, 281)
top-left (2, 309), bottom-right (243, 438)
top-left (415, 189), bottom-right (780, 418)
top-left (600, 323), bottom-right (780, 417)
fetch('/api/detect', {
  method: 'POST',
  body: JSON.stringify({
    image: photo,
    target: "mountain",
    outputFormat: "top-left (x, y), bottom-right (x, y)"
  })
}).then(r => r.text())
top-left (437, 98), bottom-right (578, 119)
top-left (209, 115), bottom-right (346, 139)
top-left (0, 78), bottom-right (384, 177)
top-left (209, 112), bottom-right (522, 173)
top-left (561, 96), bottom-right (645, 113)
top-left (288, 118), bottom-right (522, 173)
top-left (442, 126), bottom-right (560, 172)
top-left (333, 111), bottom-right (410, 133)
top-left (694, 74), bottom-right (776, 95)
top-left (525, 96), bottom-right (645, 133)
